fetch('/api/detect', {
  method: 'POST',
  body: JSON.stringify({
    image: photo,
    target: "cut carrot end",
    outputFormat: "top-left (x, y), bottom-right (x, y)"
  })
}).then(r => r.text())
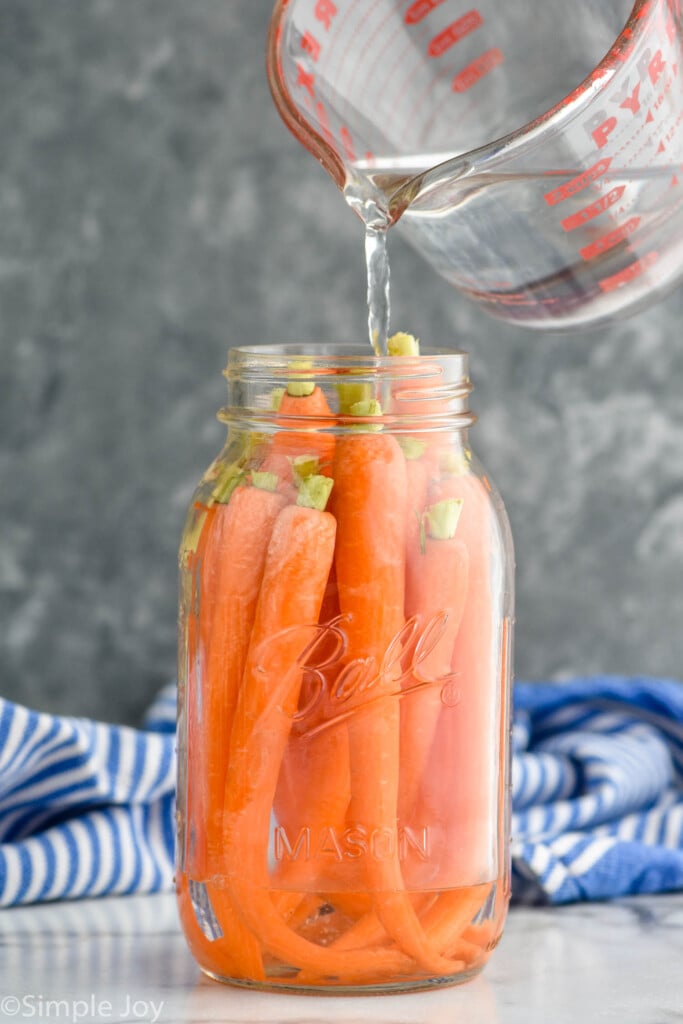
top-left (425, 498), bottom-right (464, 540)
top-left (388, 332), bottom-right (421, 357)
top-left (439, 449), bottom-right (471, 476)
top-left (287, 359), bottom-right (315, 397)
top-left (399, 436), bottom-right (427, 461)
top-left (251, 471), bottom-right (280, 493)
top-left (336, 381), bottom-right (373, 415)
top-left (297, 474), bottom-right (334, 511)
top-left (209, 463), bottom-right (246, 506)
top-left (291, 454), bottom-right (320, 482)
top-left (349, 399), bottom-right (383, 432)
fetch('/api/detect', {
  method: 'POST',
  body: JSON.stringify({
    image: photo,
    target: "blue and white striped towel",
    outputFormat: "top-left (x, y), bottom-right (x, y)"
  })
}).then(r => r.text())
top-left (0, 678), bottom-right (681, 908)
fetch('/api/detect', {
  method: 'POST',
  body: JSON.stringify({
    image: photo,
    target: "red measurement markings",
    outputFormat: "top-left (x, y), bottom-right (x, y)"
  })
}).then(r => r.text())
top-left (453, 48), bottom-right (503, 93)
top-left (405, 0), bottom-right (448, 25)
top-left (301, 31), bottom-right (321, 62)
top-left (579, 217), bottom-right (641, 260)
top-left (428, 10), bottom-right (483, 57)
top-left (544, 159), bottom-right (613, 206)
top-left (314, 0), bottom-right (338, 31)
top-left (590, 49), bottom-right (667, 149)
top-left (599, 252), bottom-right (658, 292)
top-left (297, 63), bottom-right (315, 98)
top-left (295, 1), bottom-right (340, 101)
top-left (561, 186), bottom-right (626, 232)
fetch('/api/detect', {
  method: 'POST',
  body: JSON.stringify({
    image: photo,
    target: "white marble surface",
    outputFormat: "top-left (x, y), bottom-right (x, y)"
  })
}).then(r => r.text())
top-left (0, 892), bottom-right (682, 1024)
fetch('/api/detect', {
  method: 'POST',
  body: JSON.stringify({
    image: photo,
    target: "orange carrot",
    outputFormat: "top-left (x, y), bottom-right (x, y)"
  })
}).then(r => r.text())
top-left (175, 874), bottom-right (264, 982)
top-left (181, 502), bottom-right (216, 878)
top-left (198, 482), bottom-right (288, 878)
top-left (419, 470), bottom-right (500, 888)
top-left (220, 493), bottom-right (408, 980)
top-left (419, 882), bottom-right (492, 958)
top-left (387, 332), bottom-right (443, 427)
top-left (264, 381), bottom-right (336, 475)
top-left (273, 718), bottom-right (351, 895)
top-left (402, 442), bottom-right (432, 567)
top-left (329, 893), bottom-right (434, 953)
top-left (332, 417), bottom-right (457, 975)
top-left (189, 482), bottom-right (289, 981)
top-left (399, 497), bottom-right (470, 830)
top-left (273, 560), bottom-right (350, 892)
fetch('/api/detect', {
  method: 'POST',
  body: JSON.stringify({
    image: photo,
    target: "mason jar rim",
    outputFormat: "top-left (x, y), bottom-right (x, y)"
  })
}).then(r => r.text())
top-left (220, 343), bottom-right (474, 433)
top-left (225, 342), bottom-right (470, 379)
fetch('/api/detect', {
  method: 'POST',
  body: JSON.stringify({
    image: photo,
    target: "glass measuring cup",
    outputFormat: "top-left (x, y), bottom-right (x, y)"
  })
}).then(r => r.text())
top-left (267, 0), bottom-right (683, 329)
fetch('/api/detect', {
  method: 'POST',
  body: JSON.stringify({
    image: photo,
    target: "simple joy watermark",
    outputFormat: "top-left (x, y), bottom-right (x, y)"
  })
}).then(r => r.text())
top-left (0, 994), bottom-right (163, 1022)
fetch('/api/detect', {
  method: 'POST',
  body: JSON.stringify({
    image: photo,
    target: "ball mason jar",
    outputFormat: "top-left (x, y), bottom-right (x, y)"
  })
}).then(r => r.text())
top-left (176, 343), bottom-right (514, 994)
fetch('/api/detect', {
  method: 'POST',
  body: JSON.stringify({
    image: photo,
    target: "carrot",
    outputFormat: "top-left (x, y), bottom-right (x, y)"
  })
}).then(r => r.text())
top-left (198, 481), bottom-right (288, 878)
top-left (388, 333), bottom-right (459, 475)
top-left (419, 882), bottom-right (492, 958)
top-left (220, 487), bottom-right (414, 981)
top-left (402, 441), bottom-right (432, 568)
top-left (329, 893), bottom-right (434, 953)
top-left (273, 716), bottom-right (351, 895)
top-left (419, 469), bottom-right (500, 888)
top-left (181, 501), bottom-right (216, 878)
top-left (180, 457), bottom-right (247, 879)
top-left (175, 874), bottom-right (264, 982)
top-left (332, 408), bottom-right (457, 975)
top-left (273, 561), bottom-right (351, 892)
top-left (189, 481), bottom-right (290, 981)
top-left (399, 497), bottom-right (470, 831)
top-left (263, 370), bottom-right (336, 474)
top-left (387, 332), bottom-right (442, 425)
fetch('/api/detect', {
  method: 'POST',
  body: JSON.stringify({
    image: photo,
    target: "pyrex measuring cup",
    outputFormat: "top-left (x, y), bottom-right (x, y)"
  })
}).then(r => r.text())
top-left (268, 0), bottom-right (683, 328)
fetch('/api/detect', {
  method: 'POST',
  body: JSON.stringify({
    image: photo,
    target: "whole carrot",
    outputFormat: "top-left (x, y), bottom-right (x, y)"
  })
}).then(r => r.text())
top-left (419, 469), bottom-right (500, 888)
top-left (332, 408), bottom-right (456, 975)
top-left (220, 483), bottom-right (403, 979)
top-left (198, 480), bottom-right (288, 878)
top-left (399, 497), bottom-right (470, 830)
top-left (179, 454), bottom-right (246, 874)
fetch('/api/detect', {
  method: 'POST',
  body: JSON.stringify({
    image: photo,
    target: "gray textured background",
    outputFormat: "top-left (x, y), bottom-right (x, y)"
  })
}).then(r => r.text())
top-left (1, 0), bottom-right (682, 725)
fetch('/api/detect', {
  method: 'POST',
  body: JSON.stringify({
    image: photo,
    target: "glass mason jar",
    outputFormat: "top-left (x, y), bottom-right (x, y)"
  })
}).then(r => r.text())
top-left (176, 343), bottom-right (514, 994)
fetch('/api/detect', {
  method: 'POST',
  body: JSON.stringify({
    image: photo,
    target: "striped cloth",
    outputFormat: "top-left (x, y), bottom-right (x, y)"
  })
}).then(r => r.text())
top-left (0, 687), bottom-right (176, 907)
top-left (511, 677), bottom-right (683, 903)
top-left (0, 678), bottom-right (681, 907)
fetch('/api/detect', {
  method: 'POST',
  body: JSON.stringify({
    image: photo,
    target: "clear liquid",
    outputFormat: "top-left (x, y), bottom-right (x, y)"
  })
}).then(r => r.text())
top-left (364, 225), bottom-right (390, 355)
top-left (177, 872), bottom-right (502, 990)
top-left (344, 180), bottom-right (394, 354)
